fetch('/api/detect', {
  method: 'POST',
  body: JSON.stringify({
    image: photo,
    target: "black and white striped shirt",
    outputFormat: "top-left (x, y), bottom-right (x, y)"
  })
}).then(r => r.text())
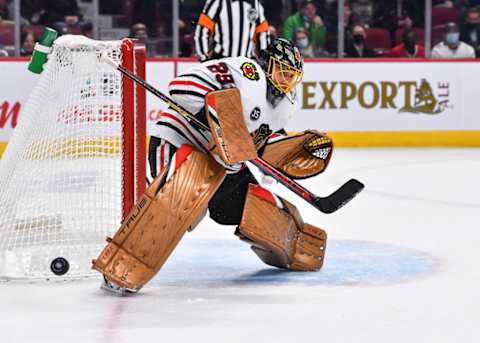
top-left (194, 0), bottom-right (270, 62)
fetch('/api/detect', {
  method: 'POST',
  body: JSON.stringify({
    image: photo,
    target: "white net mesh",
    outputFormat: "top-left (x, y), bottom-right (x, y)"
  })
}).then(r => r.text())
top-left (0, 35), bottom-right (136, 280)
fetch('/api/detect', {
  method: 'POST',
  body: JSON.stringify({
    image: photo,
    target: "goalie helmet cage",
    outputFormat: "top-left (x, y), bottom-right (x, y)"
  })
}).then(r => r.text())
top-left (0, 35), bottom-right (146, 280)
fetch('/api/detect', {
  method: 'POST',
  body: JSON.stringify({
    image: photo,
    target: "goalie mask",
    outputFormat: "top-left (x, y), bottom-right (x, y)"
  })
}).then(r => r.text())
top-left (259, 38), bottom-right (304, 106)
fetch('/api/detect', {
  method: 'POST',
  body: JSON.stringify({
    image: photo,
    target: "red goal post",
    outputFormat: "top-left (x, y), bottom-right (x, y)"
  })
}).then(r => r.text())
top-left (122, 38), bottom-right (146, 219)
top-left (0, 36), bottom-right (146, 280)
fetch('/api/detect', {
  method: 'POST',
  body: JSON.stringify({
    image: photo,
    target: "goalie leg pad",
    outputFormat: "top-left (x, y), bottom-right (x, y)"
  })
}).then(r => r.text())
top-left (93, 145), bottom-right (226, 291)
top-left (236, 184), bottom-right (327, 271)
top-left (260, 130), bottom-right (333, 179)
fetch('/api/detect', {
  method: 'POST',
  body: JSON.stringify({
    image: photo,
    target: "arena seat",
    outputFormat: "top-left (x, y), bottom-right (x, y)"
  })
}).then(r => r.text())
top-left (0, 22), bottom-right (14, 46)
top-left (365, 28), bottom-right (391, 50)
top-left (23, 25), bottom-right (45, 39)
top-left (432, 7), bottom-right (459, 27)
top-left (432, 24), bottom-right (446, 45)
top-left (363, 27), bottom-right (390, 56)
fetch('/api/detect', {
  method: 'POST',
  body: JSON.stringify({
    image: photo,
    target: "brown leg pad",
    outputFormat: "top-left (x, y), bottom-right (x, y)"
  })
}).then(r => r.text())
top-left (93, 146), bottom-right (226, 290)
top-left (236, 184), bottom-right (327, 271)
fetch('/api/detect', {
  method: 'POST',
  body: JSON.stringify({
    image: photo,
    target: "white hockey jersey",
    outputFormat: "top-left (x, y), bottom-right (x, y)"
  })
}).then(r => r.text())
top-left (153, 56), bottom-right (296, 158)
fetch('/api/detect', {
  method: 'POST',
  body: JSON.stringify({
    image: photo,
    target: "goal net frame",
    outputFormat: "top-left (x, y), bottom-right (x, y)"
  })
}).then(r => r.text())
top-left (0, 36), bottom-right (146, 280)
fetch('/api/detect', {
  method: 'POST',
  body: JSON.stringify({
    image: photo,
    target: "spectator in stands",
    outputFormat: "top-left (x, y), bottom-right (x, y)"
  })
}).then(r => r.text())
top-left (322, 0), bottom-right (353, 32)
top-left (294, 27), bottom-right (315, 58)
top-left (131, 22), bottom-right (148, 44)
top-left (130, 22), bottom-right (156, 57)
top-left (283, 0), bottom-right (327, 54)
top-left (0, 43), bottom-right (8, 57)
top-left (179, 19), bottom-right (194, 57)
top-left (40, 0), bottom-right (82, 28)
top-left (20, 30), bottom-right (35, 56)
top-left (343, 1), bottom-right (353, 29)
top-left (374, 1), bottom-right (424, 37)
top-left (388, 27), bottom-right (425, 58)
top-left (461, 7), bottom-right (480, 56)
top-left (320, 1), bottom-right (353, 54)
top-left (0, 0), bottom-right (9, 20)
top-left (345, 23), bottom-right (375, 57)
top-left (132, 0), bottom-right (163, 38)
top-left (350, 0), bottom-right (375, 27)
top-left (155, 21), bottom-right (171, 55)
top-left (432, 22), bottom-right (476, 58)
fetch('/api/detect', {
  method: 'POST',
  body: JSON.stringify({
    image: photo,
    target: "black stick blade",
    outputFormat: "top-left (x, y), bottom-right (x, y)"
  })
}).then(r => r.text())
top-left (313, 179), bottom-right (364, 214)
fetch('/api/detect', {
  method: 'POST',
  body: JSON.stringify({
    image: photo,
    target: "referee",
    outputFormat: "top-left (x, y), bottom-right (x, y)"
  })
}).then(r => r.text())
top-left (194, 0), bottom-right (270, 61)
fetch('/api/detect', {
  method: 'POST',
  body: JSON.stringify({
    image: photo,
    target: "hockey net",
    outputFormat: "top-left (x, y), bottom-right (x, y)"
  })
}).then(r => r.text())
top-left (0, 35), bottom-right (146, 280)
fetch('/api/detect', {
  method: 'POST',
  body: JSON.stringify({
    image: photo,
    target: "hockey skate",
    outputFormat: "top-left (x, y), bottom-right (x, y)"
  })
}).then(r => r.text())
top-left (100, 275), bottom-right (138, 296)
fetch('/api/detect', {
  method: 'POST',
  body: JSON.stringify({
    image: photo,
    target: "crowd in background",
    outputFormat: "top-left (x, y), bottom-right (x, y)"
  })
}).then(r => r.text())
top-left (0, 0), bottom-right (480, 58)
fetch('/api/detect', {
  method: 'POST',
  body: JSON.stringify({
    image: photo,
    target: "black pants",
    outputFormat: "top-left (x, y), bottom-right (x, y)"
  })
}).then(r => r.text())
top-left (208, 167), bottom-right (258, 225)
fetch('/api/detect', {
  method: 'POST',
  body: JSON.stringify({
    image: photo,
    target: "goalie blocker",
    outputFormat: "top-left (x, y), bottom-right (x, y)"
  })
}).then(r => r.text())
top-left (205, 88), bottom-right (258, 165)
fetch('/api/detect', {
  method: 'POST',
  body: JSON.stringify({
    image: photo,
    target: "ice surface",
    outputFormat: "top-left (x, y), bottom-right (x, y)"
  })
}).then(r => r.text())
top-left (1, 148), bottom-right (479, 343)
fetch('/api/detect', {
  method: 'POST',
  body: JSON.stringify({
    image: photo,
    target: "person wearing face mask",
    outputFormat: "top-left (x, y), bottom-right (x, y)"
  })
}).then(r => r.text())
top-left (345, 23), bottom-right (375, 58)
top-left (461, 7), bottom-right (480, 57)
top-left (388, 28), bottom-right (425, 58)
top-left (283, 0), bottom-right (327, 54)
top-left (294, 27), bottom-right (314, 58)
top-left (432, 22), bottom-right (475, 58)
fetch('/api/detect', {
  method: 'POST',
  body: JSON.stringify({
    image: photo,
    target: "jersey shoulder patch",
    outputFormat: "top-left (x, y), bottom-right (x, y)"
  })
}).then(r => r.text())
top-left (240, 61), bottom-right (260, 81)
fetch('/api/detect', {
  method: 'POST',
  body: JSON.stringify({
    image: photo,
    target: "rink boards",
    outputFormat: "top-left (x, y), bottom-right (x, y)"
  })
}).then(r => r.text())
top-left (1, 58), bottom-right (479, 157)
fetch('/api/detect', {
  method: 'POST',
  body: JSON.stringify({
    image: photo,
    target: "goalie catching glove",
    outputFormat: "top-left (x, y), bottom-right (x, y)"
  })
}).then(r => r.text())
top-left (260, 130), bottom-right (333, 179)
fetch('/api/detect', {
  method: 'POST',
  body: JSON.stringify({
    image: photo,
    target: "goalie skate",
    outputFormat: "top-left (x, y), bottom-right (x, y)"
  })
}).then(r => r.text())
top-left (100, 275), bottom-right (138, 296)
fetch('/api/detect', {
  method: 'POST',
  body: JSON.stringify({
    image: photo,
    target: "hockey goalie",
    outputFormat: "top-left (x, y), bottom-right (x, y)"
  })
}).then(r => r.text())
top-left (92, 38), bottom-right (332, 295)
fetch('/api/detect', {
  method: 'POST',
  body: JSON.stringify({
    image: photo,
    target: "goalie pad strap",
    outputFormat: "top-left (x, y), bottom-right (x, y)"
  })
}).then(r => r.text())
top-left (205, 88), bottom-right (258, 164)
top-left (236, 184), bottom-right (327, 271)
top-left (93, 145), bottom-right (226, 290)
top-left (260, 130), bottom-right (333, 179)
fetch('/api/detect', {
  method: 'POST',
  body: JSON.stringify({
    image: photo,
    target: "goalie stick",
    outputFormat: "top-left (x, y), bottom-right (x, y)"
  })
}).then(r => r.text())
top-left (101, 55), bottom-right (364, 214)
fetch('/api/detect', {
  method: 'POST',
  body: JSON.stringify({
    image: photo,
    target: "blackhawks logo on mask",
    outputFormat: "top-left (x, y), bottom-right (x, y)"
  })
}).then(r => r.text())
top-left (241, 62), bottom-right (260, 81)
